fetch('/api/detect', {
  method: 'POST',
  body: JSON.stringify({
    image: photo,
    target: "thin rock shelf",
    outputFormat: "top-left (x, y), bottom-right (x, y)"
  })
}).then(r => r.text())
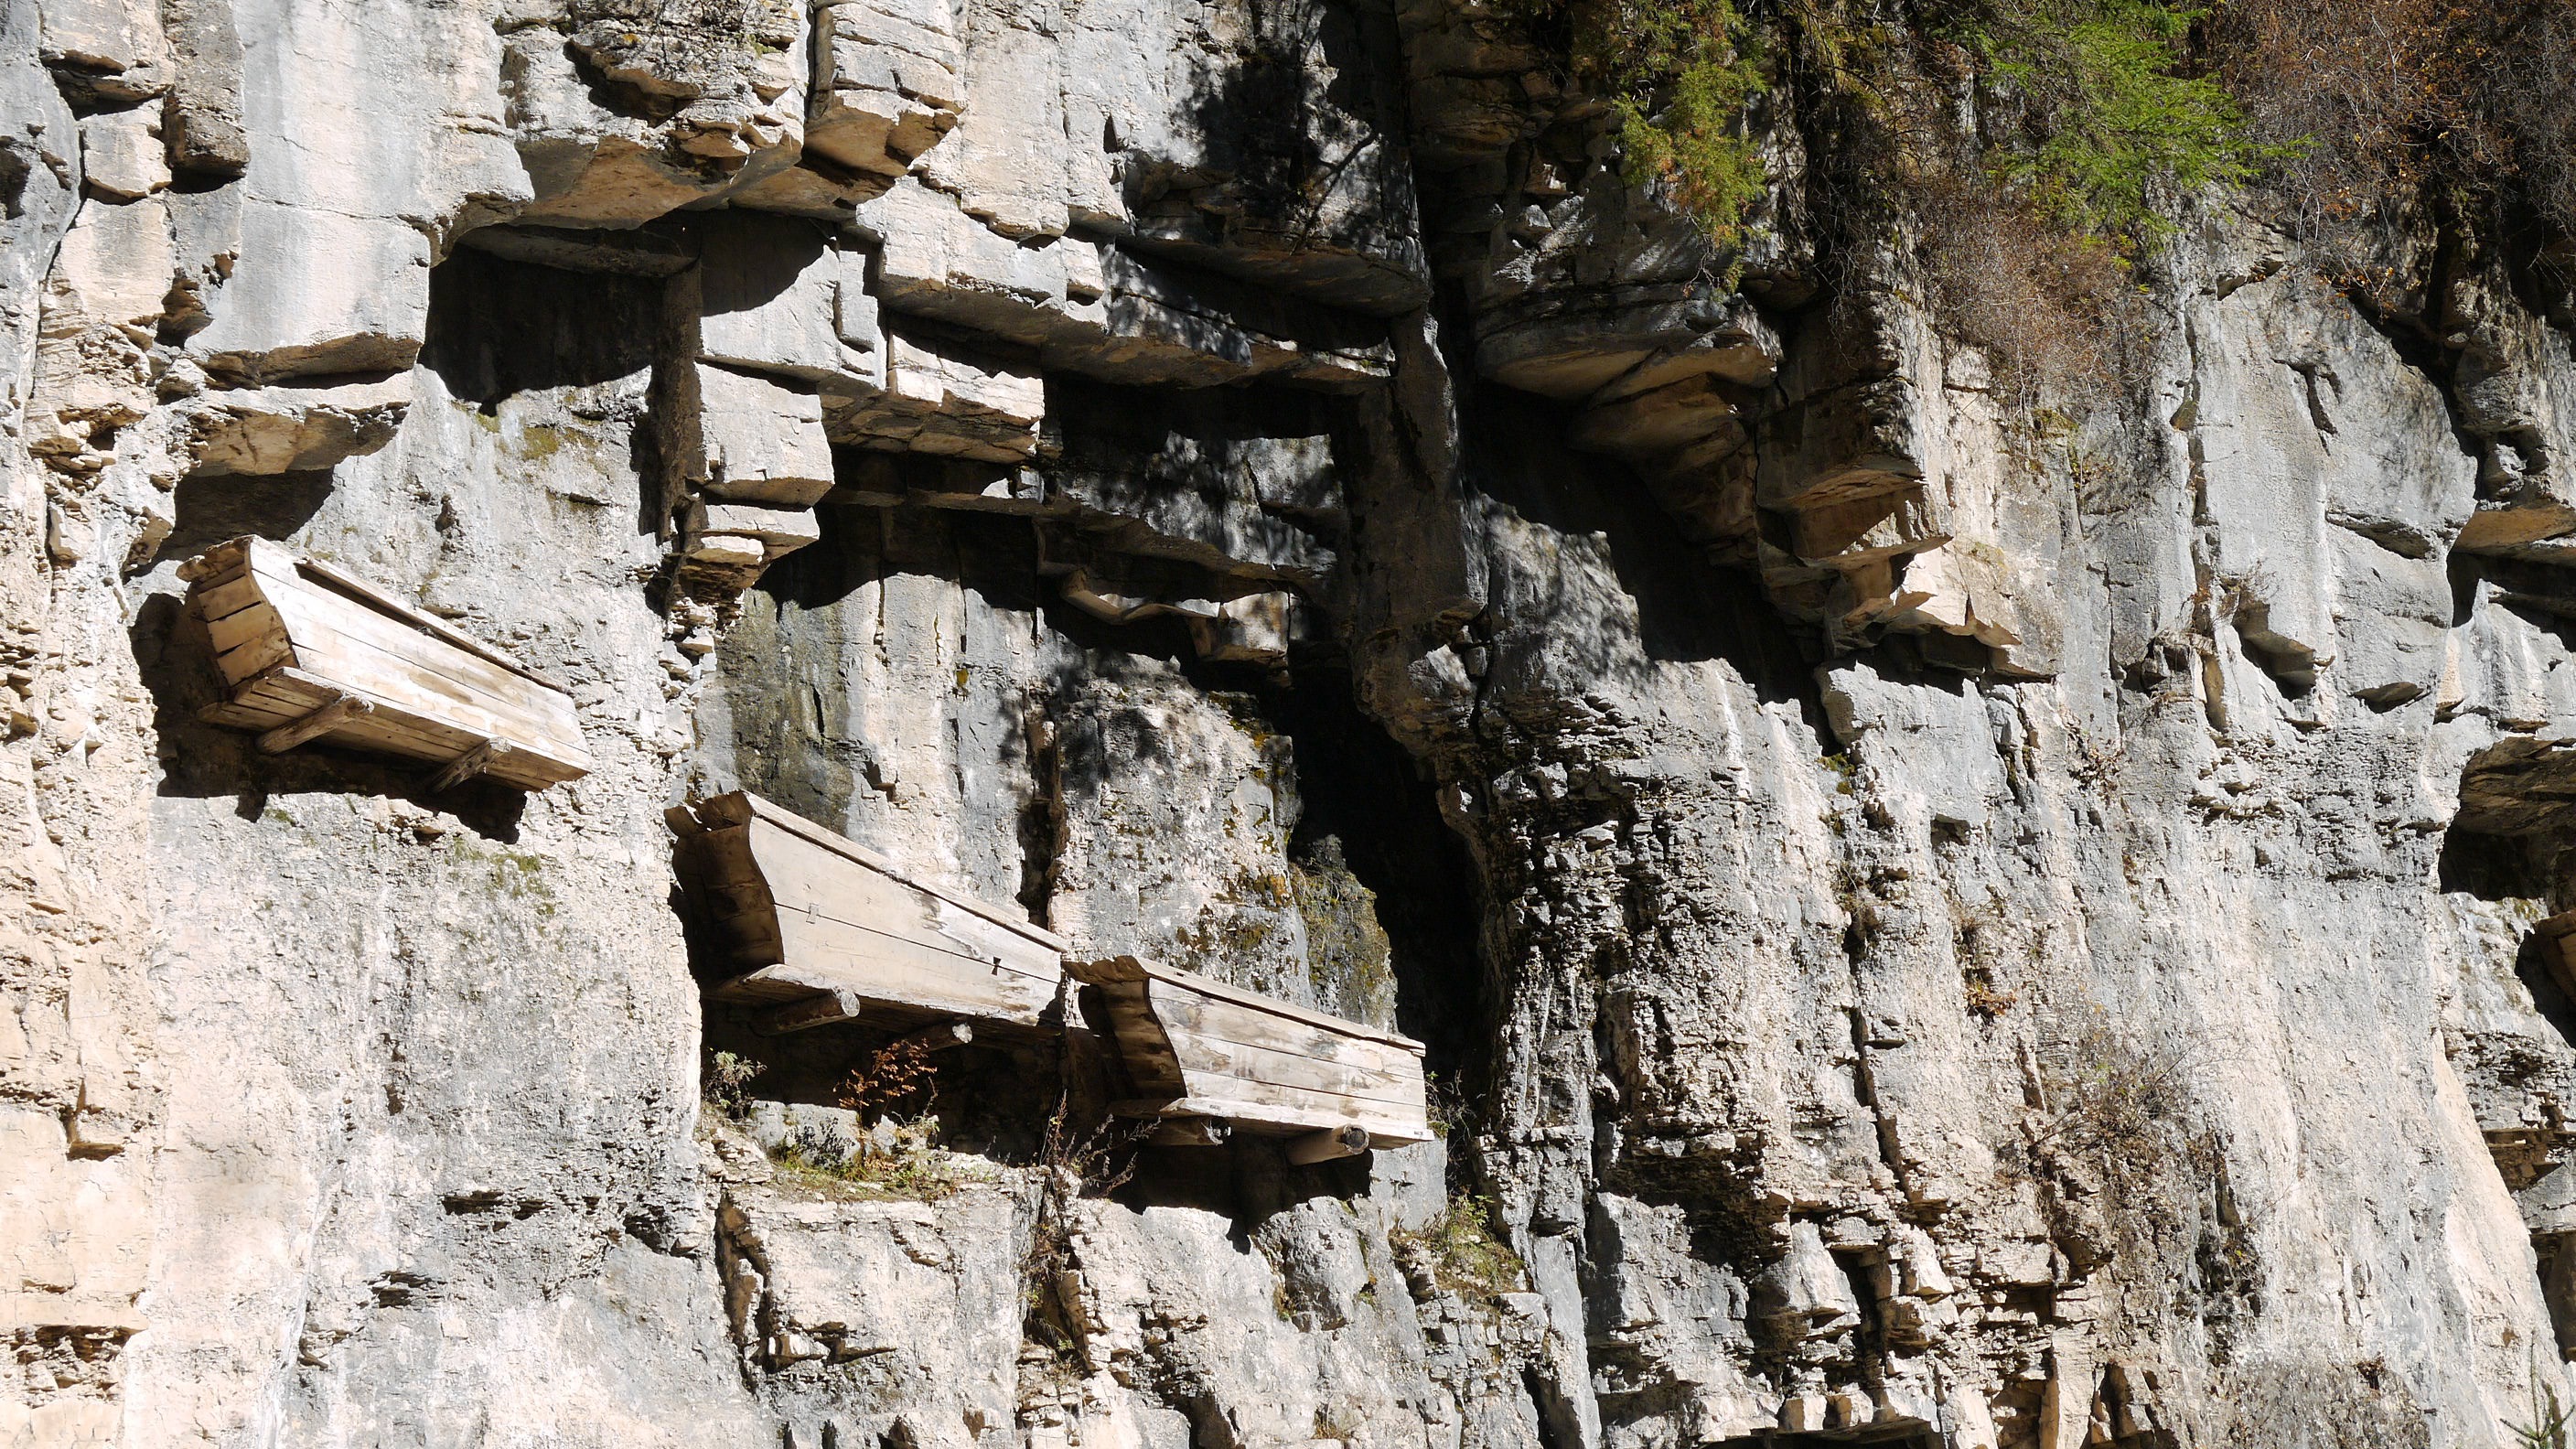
top-left (180, 536), bottom-right (592, 790)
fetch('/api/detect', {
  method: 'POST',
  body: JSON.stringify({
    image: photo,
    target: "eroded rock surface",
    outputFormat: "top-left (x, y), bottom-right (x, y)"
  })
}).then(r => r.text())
top-left (10, 1), bottom-right (2576, 1447)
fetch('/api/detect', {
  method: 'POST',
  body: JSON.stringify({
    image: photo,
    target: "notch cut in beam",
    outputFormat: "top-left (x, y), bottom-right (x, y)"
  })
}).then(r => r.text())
top-left (257, 692), bottom-right (372, 754)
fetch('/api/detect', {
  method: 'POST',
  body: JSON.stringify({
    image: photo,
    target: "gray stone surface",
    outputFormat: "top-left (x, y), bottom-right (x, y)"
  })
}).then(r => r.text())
top-left (10, 0), bottom-right (2576, 1444)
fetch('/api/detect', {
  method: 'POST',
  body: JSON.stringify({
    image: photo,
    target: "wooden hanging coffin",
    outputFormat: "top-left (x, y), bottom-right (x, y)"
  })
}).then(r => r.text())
top-left (179, 537), bottom-right (592, 790)
top-left (1067, 953), bottom-right (1433, 1158)
top-left (671, 790), bottom-right (1069, 1034)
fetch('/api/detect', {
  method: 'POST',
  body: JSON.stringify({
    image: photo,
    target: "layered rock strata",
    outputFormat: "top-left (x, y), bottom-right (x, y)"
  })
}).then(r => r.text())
top-left (7, 0), bottom-right (2576, 1446)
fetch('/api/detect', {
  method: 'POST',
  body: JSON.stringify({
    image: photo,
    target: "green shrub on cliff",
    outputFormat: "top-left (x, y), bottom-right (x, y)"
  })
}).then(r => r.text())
top-left (1547, 0), bottom-right (2272, 253)
top-left (1591, 0), bottom-right (1771, 243)
top-left (1955, 0), bottom-right (2275, 249)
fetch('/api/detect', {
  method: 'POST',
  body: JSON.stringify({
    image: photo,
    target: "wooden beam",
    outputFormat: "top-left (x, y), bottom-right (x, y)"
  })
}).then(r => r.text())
top-left (892, 1021), bottom-right (973, 1054)
top-left (1285, 1124), bottom-right (1371, 1165)
top-left (1149, 1117), bottom-right (1230, 1148)
top-left (256, 692), bottom-right (371, 754)
top-left (426, 737), bottom-right (517, 793)
top-left (757, 990), bottom-right (862, 1036)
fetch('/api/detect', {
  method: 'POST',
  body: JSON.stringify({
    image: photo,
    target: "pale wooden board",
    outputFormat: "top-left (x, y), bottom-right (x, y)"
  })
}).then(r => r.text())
top-left (255, 596), bottom-right (581, 757)
top-left (1076, 953), bottom-right (1422, 1052)
top-left (259, 568), bottom-right (584, 752)
top-left (204, 600), bottom-right (287, 656)
top-left (746, 818), bottom-right (1059, 987)
top-left (1149, 990), bottom-right (1424, 1078)
top-left (1127, 1086), bottom-right (1428, 1143)
top-left (758, 911), bottom-right (1058, 1024)
top-left (257, 626), bottom-right (586, 772)
top-left (213, 629), bottom-right (296, 686)
top-left (1160, 1024), bottom-right (1427, 1109)
top-left (187, 539), bottom-right (591, 785)
top-left (239, 669), bottom-right (585, 786)
top-left (677, 797), bottom-right (1064, 1027)
top-left (289, 549), bottom-right (570, 691)
top-left (192, 574), bottom-right (265, 622)
top-left (1071, 954), bottom-right (1430, 1141)
top-left (724, 792), bottom-right (1068, 954)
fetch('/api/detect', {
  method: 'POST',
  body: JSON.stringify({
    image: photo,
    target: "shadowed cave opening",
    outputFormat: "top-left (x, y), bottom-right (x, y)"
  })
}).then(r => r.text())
top-left (2439, 735), bottom-right (2576, 1365)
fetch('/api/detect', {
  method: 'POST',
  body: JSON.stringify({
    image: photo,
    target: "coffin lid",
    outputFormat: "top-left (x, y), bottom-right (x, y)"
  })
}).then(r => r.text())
top-left (1067, 952), bottom-right (1425, 1055)
top-left (181, 535), bottom-right (572, 694)
top-left (679, 789), bottom-right (1070, 956)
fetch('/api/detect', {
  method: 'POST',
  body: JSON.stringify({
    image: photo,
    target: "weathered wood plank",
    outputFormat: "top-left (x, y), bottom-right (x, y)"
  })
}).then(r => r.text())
top-left (1108, 1089), bottom-right (1422, 1143)
top-left (261, 609), bottom-right (581, 758)
top-left (182, 537), bottom-right (590, 789)
top-left (1071, 955), bottom-right (1422, 1051)
top-left (1165, 1079), bottom-right (1424, 1141)
top-left (265, 574), bottom-right (583, 750)
top-left (1071, 952), bottom-right (1432, 1144)
top-left (1160, 1024), bottom-right (1426, 1108)
top-left (724, 792), bottom-right (1068, 954)
top-left (205, 600), bottom-right (288, 656)
top-left (294, 550), bottom-right (571, 691)
top-left (244, 665), bottom-right (577, 784)
top-left (745, 818), bottom-right (1058, 985)
top-left (1151, 992), bottom-right (1424, 1078)
top-left (676, 792), bottom-right (1068, 1030)
top-left (193, 574), bottom-right (266, 623)
top-left (213, 628), bottom-right (296, 685)
top-left (771, 911), bottom-right (1059, 1024)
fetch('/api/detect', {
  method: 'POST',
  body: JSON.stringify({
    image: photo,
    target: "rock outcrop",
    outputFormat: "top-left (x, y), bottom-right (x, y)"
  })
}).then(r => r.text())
top-left (8, 0), bottom-right (2576, 1446)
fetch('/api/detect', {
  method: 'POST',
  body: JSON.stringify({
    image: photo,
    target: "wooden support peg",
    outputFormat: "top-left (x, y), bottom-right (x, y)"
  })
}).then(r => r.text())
top-left (1148, 1117), bottom-right (1231, 1148)
top-left (427, 737), bottom-right (518, 794)
top-left (891, 1021), bottom-right (973, 1054)
top-left (757, 990), bottom-right (862, 1036)
top-left (1285, 1124), bottom-right (1371, 1165)
top-left (256, 692), bottom-right (371, 754)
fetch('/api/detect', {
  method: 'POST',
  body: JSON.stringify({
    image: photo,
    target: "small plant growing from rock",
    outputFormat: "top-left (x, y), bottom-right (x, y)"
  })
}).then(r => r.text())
top-left (1962, 965), bottom-right (2019, 1019)
top-left (767, 1114), bottom-right (966, 1203)
top-left (835, 1036), bottom-right (941, 1122)
top-left (1018, 1094), bottom-right (1148, 1383)
top-left (1394, 1193), bottom-right (1528, 1304)
top-left (2020, 1021), bottom-right (2192, 1168)
top-left (1424, 1070), bottom-right (1468, 1139)
top-left (2512, 1355), bottom-right (2572, 1449)
top-left (704, 1050), bottom-right (765, 1122)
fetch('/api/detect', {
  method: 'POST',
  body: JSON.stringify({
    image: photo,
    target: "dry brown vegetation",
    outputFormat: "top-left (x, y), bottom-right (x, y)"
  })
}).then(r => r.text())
top-left (2215, 0), bottom-right (2576, 271)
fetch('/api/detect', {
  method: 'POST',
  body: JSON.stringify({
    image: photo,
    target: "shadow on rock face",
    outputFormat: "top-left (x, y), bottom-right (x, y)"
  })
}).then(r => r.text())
top-left (1456, 381), bottom-right (1819, 712)
top-left (153, 467), bottom-right (337, 566)
top-left (420, 245), bottom-right (666, 407)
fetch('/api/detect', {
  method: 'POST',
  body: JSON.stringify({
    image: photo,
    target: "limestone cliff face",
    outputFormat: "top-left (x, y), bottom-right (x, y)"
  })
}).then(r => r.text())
top-left (7, 0), bottom-right (2576, 1444)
